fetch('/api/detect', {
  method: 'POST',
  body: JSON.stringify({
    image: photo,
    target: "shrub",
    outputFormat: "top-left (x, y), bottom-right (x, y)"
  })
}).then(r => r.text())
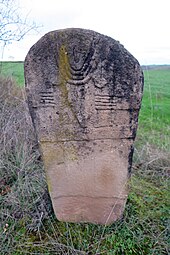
top-left (0, 77), bottom-right (53, 254)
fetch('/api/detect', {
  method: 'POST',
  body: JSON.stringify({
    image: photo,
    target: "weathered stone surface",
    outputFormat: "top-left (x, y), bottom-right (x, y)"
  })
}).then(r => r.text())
top-left (24, 28), bottom-right (144, 225)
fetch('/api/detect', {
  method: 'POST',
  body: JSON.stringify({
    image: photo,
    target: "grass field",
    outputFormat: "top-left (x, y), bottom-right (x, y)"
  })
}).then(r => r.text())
top-left (137, 68), bottom-right (170, 150)
top-left (0, 62), bottom-right (169, 254)
top-left (0, 61), bottom-right (24, 85)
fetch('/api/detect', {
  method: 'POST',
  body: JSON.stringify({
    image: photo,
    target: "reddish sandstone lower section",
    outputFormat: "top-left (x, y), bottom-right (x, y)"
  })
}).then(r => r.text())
top-left (42, 140), bottom-right (130, 225)
top-left (52, 196), bottom-right (127, 225)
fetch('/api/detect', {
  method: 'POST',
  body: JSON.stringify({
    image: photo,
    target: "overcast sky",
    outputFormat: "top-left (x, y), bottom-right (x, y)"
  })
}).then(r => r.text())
top-left (2, 0), bottom-right (170, 64)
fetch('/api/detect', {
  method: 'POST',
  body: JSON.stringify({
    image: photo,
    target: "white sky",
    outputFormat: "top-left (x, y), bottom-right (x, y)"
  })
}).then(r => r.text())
top-left (1, 0), bottom-right (170, 65)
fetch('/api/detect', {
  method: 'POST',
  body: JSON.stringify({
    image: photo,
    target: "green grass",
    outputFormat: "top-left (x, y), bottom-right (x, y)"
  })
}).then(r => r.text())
top-left (137, 68), bottom-right (170, 150)
top-left (142, 69), bottom-right (170, 125)
top-left (0, 61), bottom-right (24, 86)
top-left (0, 63), bottom-right (169, 254)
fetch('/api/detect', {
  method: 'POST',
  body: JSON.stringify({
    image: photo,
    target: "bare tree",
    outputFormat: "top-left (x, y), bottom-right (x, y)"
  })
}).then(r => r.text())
top-left (0, 0), bottom-right (39, 48)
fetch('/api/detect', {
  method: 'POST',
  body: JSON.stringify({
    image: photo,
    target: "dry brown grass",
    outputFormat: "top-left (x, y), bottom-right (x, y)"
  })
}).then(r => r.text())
top-left (133, 141), bottom-right (170, 186)
top-left (0, 77), bottom-right (54, 253)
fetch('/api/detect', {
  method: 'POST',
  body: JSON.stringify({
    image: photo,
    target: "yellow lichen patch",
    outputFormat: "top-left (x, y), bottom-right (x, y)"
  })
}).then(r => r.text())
top-left (40, 142), bottom-right (64, 169)
top-left (46, 175), bottom-right (52, 193)
top-left (40, 142), bottom-right (65, 192)
top-left (58, 45), bottom-right (82, 127)
top-left (59, 45), bottom-right (71, 82)
top-left (58, 45), bottom-right (72, 106)
top-left (58, 45), bottom-right (72, 114)
top-left (64, 144), bottom-right (78, 162)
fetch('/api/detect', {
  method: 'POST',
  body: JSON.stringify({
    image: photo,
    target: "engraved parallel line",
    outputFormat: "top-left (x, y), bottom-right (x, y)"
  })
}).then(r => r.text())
top-left (95, 99), bottom-right (116, 100)
top-left (40, 101), bottom-right (55, 104)
top-left (67, 76), bottom-right (91, 85)
top-left (40, 95), bottom-right (54, 97)
top-left (40, 99), bottom-right (55, 101)
top-left (95, 108), bottom-right (131, 111)
top-left (95, 96), bottom-right (114, 98)
top-left (71, 75), bottom-right (84, 80)
top-left (40, 99), bottom-right (55, 103)
top-left (95, 101), bottom-right (117, 104)
top-left (40, 102), bottom-right (55, 104)
top-left (40, 105), bottom-right (56, 107)
top-left (95, 95), bottom-right (116, 97)
top-left (94, 125), bottom-right (114, 128)
top-left (95, 100), bottom-right (118, 102)
top-left (40, 94), bottom-right (54, 96)
top-left (53, 195), bottom-right (127, 200)
top-left (95, 106), bottom-right (116, 108)
top-left (40, 137), bottom-right (134, 143)
top-left (95, 101), bottom-right (117, 105)
top-left (95, 107), bottom-right (119, 110)
top-left (95, 104), bottom-right (117, 106)
top-left (40, 92), bottom-right (53, 94)
top-left (95, 105), bottom-right (117, 107)
top-left (41, 97), bottom-right (54, 101)
top-left (95, 99), bottom-right (119, 101)
top-left (40, 100), bottom-right (54, 102)
top-left (40, 103), bottom-right (55, 107)
top-left (95, 98), bottom-right (113, 100)
top-left (40, 99), bottom-right (54, 101)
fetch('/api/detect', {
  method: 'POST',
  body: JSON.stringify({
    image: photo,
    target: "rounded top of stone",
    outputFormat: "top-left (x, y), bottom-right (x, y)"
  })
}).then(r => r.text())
top-left (25, 28), bottom-right (139, 64)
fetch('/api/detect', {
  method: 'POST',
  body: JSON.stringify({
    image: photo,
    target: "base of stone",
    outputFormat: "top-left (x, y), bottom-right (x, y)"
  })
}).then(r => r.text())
top-left (52, 196), bottom-right (127, 225)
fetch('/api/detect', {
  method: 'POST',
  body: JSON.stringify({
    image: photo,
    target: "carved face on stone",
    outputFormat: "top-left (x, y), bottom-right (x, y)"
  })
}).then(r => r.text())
top-left (24, 28), bottom-right (143, 225)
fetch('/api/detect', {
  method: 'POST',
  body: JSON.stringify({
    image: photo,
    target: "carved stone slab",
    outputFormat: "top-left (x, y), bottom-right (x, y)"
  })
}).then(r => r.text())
top-left (24, 28), bottom-right (144, 225)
